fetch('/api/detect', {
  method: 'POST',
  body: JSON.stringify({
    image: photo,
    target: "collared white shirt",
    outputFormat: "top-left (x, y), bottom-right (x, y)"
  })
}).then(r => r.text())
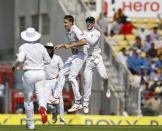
top-left (17, 43), bottom-right (51, 70)
top-left (83, 28), bottom-right (101, 55)
top-left (45, 54), bottom-right (64, 80)
top-left (67, 25), bottom-right (88, 54)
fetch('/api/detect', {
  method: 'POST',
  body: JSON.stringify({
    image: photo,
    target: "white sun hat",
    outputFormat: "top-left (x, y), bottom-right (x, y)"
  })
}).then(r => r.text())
top-left (21, 27), bottom-right (41, 42)
top-left (45, 42), bottom-right (54, 47)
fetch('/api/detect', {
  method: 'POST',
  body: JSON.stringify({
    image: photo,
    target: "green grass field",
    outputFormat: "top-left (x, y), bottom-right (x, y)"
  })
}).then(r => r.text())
top-left (0, 126), bottom-right (162, 131)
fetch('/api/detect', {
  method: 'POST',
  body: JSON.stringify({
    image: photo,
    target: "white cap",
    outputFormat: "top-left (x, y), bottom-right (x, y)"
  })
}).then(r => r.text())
top-left (45, 42), bottom-right (54, 47)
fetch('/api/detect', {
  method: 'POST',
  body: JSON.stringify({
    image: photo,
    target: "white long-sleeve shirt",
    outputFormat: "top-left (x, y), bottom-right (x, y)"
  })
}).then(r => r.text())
top-left (17, 43), bottom-right (51, 70)
top-left (45, 54), bottom-right (64, 80)
top-left (83, 28), bottom-right (101, 55)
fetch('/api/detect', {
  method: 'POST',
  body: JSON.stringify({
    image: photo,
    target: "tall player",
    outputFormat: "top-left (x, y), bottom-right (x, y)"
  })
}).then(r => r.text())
top-left (14, 28), bottom-right (51, 129)
top-left (44, 42), bottom-right (65, 124)
top-left (83, 17), bottom-right (111, 114)
top-left (53, 15), bottom-right (88, 112)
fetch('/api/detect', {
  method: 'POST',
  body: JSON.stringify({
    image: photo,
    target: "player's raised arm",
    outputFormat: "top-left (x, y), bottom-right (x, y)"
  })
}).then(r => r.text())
top-left (54, 44), bottom-right (66, 49)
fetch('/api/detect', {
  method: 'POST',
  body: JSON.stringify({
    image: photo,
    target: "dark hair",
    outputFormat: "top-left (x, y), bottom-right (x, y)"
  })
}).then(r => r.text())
top-left (85, 16), bottom-right (95, 24)
top-left (64, 15), bottom-right (74, 23)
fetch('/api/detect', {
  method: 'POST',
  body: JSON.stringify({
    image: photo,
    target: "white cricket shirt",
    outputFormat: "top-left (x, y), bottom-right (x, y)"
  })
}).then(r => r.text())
top-left (67, 25), bottom-right (88, 54)
top-left (83, 28), bottom-right (101, 55)
top-left (45, 54), bottom-right (64, 80)
top-left (17, 43), bottom-right (51, 70)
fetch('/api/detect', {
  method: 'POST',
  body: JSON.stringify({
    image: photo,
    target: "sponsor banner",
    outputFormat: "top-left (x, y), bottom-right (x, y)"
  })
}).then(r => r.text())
top-left (107, 0), bottom-right (162, 18)
top-left (0, 114), bottom-right (81, 125)
top-left (0, 114), bottom-right (162, 125)
top-left (81, 115), bottom-right (162, 125)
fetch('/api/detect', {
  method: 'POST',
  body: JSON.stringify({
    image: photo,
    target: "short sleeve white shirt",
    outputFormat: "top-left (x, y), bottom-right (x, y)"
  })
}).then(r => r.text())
top-left (67, 25), bottom-right (85, 42)
top-left (67, 25), bottom-right (88, 54)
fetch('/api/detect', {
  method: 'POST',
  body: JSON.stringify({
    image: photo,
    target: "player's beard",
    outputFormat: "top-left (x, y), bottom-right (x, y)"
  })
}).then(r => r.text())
top-left (49, 51), bottom-right (54, 58)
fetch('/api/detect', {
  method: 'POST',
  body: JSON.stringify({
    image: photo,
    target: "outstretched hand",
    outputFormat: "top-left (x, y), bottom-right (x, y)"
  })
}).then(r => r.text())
top-left (64, 44), bottom-right (72, 49)
top-left (54, 44), bottom-right (65, 50)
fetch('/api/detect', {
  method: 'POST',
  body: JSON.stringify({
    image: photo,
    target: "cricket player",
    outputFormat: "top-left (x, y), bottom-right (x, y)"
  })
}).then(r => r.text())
top-left (83, 17), bottom-right (111, 114)
top-left (44, 42), bottom-right (65, 124)
top-left (53, 15), bottom-right (88, 112)
top-left (14, 28), bottom-right (51, 129)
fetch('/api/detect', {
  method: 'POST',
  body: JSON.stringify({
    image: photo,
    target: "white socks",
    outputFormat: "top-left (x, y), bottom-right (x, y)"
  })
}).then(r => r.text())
top-left (24, 101), bottom-right (35, 128)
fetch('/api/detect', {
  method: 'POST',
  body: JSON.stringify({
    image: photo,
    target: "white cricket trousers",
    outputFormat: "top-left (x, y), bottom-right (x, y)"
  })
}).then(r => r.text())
top-left (45, 79), bottom-right (64, 120)
top-left (54, 52), bottom-right (87, 102)
top-left (83, 54), bottom-right (108, 106)
top-left (23, 70), bottom-right (47, 110)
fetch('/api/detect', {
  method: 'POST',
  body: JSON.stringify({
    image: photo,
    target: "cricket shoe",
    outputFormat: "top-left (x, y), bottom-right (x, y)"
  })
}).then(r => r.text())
top-left (26, 119), bottom-right (35, 130)
top-left (39, 106), bottom-right (48, 123)
top-left (49, 97), bottom-right (60, 104)
top-left (68, 103), bottom-right (83, 112)
top-left (83, 106), bottom-right (89, 114)
top-left (27, 124), bottom-right (35, 130)
top-left (47, 97), bottom-right (54, 105)
top-left (47, 97), bottom-right (60, 104)
top-left (60, 119), bottom-right (65, 125)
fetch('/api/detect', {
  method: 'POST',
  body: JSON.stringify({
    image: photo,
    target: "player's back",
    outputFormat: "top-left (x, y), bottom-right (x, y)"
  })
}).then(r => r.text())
top-left (20, 43), bottom-right (50, 70)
